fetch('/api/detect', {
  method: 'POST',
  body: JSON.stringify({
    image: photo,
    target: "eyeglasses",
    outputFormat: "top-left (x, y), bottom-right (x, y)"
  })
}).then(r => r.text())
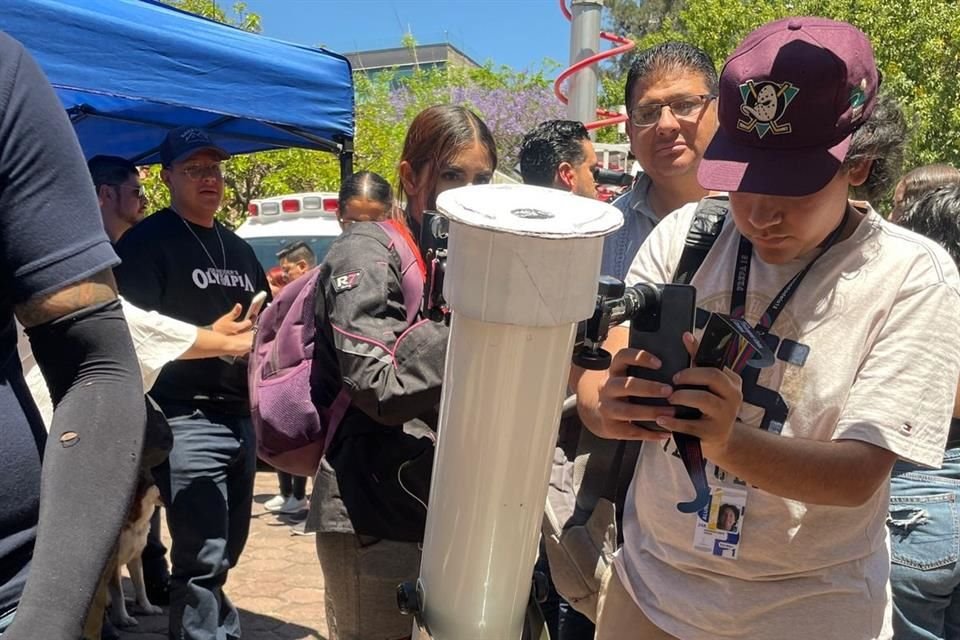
top-left (629, 94), bottom-right (715, 127)
top-left (179, 164), bottom-right (223, 181)
top-left (108, 183), bottom-right (147, 199)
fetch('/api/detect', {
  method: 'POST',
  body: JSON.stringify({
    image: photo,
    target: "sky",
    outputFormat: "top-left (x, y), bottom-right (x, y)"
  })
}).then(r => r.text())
top-left (243, 0), bottom-right (574, 72)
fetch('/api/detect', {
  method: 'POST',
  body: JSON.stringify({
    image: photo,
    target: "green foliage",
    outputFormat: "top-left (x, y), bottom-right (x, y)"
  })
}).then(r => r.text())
top-left (165, 0), bottom-right (261, 32)
top-left (595, 73), bottom-right (628, 144)
top-left (608, 0), bottom-right (960, 178)
top-left (603, 0), bottom-right (684, 74)
top-left (147, 0), bottom-right (564, 225)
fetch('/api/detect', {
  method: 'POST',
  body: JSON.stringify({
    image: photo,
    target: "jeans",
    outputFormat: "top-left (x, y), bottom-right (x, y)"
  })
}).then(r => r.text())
top-left (888, 449), bottom-right (960, 640)
top-left (154, 407), bottom-right (257, 640)
top-left (142, 507), bottom-right (169, 584)
top-left (278, 471), bottom-right (307, 501)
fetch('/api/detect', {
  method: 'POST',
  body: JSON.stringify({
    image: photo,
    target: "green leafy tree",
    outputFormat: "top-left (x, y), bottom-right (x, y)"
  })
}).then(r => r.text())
top-left (602, 0), bottom-right (684, 74)
top-left (165, 0), bottom-right (261, 32)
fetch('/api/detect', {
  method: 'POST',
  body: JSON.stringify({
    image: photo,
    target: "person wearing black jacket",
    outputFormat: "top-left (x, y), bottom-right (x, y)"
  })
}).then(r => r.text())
top-left (114, 127), bottom-right (269, 640)
top-left (306, 105), bottom-right (497, 640)
top-left (0, 32), bottom-right (145, 639)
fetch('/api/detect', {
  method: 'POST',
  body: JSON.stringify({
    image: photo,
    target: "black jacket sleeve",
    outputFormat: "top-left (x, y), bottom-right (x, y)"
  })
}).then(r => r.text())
top-left (322, 228), bottom-right (449, 426)
top-left (8, 301), bottom-right (145, 640)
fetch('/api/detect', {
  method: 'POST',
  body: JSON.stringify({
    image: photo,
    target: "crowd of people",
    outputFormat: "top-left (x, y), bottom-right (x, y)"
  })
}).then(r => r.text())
top-left (2, 13), bottom-right (960, 640)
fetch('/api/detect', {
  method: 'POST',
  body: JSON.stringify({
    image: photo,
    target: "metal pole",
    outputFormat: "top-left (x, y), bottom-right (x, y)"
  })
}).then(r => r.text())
top-left (567, 0), bottom-right (603, 134)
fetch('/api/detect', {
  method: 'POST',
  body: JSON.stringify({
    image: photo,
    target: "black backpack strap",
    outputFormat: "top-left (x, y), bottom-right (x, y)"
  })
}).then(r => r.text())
top-left (671, 195), bottom-right (729, 285)
top-left (669, 195), bottom-right (729, 514)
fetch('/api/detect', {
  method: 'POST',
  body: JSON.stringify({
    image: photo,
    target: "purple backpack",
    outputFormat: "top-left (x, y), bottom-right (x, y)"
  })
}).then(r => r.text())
top-left (250, 220), bottom-right (425, 477)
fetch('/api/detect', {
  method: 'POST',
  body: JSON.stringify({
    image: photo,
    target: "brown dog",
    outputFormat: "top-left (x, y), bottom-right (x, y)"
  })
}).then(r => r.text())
top-left (108, 483), bottom-right (164, 627)
top-left (82, 480), bottom-right (165, 640)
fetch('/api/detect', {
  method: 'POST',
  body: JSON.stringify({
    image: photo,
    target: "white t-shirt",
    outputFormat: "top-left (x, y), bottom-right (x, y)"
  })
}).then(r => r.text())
top-left (19, 298), bottom-right (197, 427)
top-left (617, 200), bottom-right (960, 640)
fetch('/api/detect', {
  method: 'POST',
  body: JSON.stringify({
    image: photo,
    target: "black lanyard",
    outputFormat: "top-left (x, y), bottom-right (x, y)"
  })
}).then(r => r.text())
top-left (728, 208), bottom-right (850, 370)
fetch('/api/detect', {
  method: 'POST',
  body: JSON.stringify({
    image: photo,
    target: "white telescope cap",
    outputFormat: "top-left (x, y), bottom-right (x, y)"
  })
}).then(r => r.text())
top-left (437, 183), bottom-right (622, 238)
top-left (437, 183), bottom-right (623, 326)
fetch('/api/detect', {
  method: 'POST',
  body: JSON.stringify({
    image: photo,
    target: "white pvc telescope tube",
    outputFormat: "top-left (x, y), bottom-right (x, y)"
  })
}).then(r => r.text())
top-left (413, 184), bottom-right (622, 640)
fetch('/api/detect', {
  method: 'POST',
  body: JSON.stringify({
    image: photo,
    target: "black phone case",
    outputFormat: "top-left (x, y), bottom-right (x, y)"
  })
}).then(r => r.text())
top-left (627, 284), bottom-right (697, 432)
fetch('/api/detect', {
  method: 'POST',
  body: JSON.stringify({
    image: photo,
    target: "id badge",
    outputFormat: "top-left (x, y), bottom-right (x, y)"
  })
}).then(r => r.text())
top-left (693, 486), bottom-right (747, 559)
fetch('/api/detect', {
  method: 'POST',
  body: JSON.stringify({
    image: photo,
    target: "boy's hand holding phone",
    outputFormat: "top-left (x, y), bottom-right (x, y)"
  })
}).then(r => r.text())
top-left (594, 346), bottom-right (677, 442)
top-left (655, 332), bottom-right (743, 457)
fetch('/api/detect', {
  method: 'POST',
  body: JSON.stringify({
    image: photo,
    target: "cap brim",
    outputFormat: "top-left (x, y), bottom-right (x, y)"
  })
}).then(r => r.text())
top-left (697, 128), bottom-right (850, 197)
top-left (171, 145), bottom-right (231, 165)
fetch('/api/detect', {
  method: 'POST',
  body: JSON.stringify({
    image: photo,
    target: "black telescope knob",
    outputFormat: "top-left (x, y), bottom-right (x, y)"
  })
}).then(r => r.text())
top-left (573, 347), bottom-right (612, 371)
top-left (596, 275), bottom-right (625, 299)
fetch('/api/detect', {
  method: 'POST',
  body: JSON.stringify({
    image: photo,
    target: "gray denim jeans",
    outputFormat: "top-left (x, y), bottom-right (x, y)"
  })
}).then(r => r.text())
top-left (154, 406), bottom-right (257, 640)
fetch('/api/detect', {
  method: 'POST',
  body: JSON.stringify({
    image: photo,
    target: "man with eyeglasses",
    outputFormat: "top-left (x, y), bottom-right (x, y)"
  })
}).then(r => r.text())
top-left (84, 154), bottom-right (257, 622)
top-left (276, 240), bottom-right (317, 286)
top-left (601, 42), bottom-right (720, 281)
top-left (114, 126), bottom-right (269, 640)
top-left (518, 119), bottom-right (599, 199)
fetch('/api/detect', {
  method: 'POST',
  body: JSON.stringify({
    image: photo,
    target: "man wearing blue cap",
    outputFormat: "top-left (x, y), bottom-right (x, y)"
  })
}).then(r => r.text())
top-left (578, 17), bottom-right (960, 639)
top-left (115, 126), bottom-right (270, 640)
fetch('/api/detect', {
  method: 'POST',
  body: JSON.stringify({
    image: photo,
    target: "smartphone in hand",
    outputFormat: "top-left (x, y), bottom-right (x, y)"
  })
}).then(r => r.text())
top-left (627, 283), bottom-right (697, 432)
top-left (245, 291), bottom-right (268, 322)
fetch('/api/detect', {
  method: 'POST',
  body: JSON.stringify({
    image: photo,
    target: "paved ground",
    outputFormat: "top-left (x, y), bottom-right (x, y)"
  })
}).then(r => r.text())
top-left (118, 471), bottom-right (329, 640)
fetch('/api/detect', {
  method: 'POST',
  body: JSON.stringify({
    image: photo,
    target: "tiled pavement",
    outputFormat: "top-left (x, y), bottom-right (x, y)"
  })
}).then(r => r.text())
top-left (118, 471), bottom-right (328, 640)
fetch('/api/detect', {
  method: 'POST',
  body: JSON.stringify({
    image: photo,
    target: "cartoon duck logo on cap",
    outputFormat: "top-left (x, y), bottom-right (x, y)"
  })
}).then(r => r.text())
top-left (737, 80), bottom-right (800, 139)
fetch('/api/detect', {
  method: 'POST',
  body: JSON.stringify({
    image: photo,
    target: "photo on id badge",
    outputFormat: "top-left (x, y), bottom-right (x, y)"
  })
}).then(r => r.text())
top-left (694, 486), bottom-right (747, 559)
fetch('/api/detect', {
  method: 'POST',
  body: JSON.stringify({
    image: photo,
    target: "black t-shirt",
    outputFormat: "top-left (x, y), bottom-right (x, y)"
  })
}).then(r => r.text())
top-left (0, 32), bottom-right (119, 613)
top-left (114, 208), bottom-right (269, 415)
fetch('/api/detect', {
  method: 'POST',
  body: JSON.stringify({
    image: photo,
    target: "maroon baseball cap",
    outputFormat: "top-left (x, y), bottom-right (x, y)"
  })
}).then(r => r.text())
top-left (698, 17), bottom-right (879, 196)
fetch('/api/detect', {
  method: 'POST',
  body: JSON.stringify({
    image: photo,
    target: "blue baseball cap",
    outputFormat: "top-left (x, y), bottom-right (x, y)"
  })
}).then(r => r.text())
top-left (160, 126), bottom-right (230, 167)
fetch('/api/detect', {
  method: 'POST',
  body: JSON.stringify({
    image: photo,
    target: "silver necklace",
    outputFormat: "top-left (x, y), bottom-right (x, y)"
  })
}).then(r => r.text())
top-left (177, 211), bottom-right (226, 271)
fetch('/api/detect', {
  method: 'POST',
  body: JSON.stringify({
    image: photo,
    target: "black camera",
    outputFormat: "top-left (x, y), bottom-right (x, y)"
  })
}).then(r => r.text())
top-left (419, 211), bottom-right (449, 322)
top-left (593, 168), bottom-right (634, 188)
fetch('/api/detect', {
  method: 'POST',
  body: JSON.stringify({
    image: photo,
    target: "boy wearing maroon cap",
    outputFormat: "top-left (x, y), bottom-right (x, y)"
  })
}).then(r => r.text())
top-left (578, 17), bottom-right (960, 639)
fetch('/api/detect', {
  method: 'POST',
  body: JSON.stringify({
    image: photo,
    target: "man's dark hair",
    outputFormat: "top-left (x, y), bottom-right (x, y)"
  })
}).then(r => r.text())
top-left (518, 120), bottom-right (590, 187)
top-left (276, 240), bottom-right (317, 268)
top-left (625, 42), bottom-right (718, 110)
top-left (843, 93), bottom-right (908, 203)
top-left (897, 184), bottom-right (960, 266)
top-left (893, 164), bottom-right (960, 220)
top-left (87, 155), bottom-right (138, 190)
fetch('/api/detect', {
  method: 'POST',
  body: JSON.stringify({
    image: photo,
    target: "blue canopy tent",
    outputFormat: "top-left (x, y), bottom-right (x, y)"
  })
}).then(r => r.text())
top-left (0, 0), bottom-right (355, 174)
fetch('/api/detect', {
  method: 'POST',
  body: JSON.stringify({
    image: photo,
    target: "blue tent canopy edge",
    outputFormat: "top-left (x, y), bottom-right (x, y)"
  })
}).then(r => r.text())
top-left (0, 0), bottom-right (355, 172)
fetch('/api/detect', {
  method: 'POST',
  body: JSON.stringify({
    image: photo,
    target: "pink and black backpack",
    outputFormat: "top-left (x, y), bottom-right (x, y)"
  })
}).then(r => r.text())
top-left (249, 220), bottom-right (425, 477)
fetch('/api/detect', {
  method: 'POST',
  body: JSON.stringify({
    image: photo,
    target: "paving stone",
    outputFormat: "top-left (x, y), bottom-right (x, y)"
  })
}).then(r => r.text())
top-left (119, 471), bottom-right (328, 640)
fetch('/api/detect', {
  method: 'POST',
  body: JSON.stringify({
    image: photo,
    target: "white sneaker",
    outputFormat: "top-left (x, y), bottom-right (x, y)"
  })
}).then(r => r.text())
top-left (263, 495), bottom-right (287, 512)
top-left (277, 496), bottom-right (308, 514)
